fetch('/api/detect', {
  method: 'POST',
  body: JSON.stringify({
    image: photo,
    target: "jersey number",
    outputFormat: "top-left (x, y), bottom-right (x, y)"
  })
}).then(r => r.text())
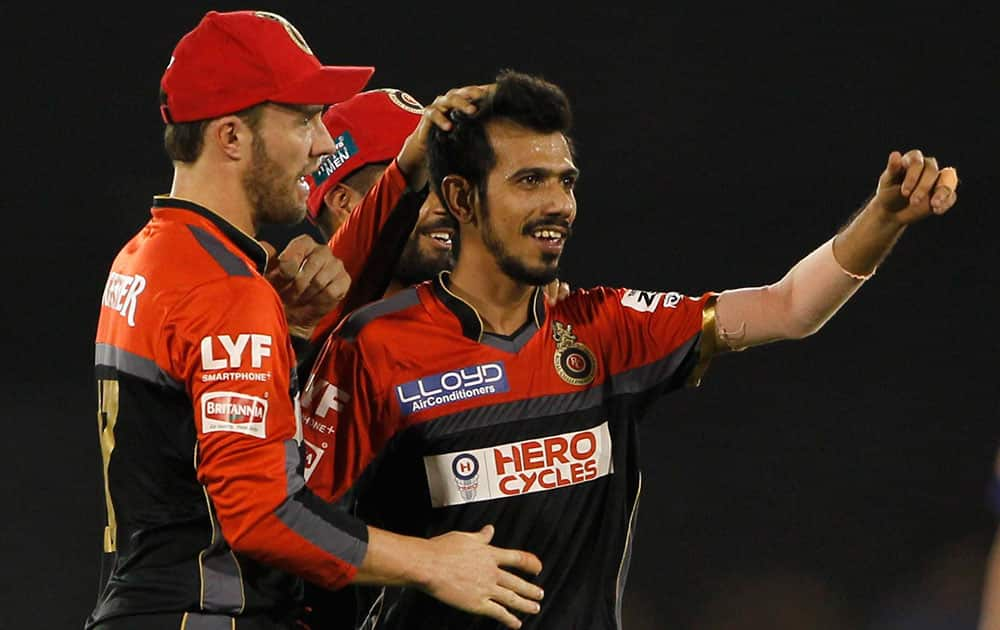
top-left (97, 379), bottom-right (119, 553)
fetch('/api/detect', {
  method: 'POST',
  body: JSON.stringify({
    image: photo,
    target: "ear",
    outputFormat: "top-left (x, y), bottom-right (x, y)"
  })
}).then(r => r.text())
top-left (440, 175), bottom-right (477, 225)
top-left (208, 115), bottom-right (249, 161)
top-left (324, 182), bottom-right (360, 214)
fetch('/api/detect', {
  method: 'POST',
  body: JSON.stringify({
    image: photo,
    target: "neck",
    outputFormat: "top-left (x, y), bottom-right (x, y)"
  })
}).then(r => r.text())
top-left (170, 163), bottom-right (256, 236)
top-left (449, 249), bottom-right (535, 336)
top-left (383, 278), bottom-right (406, 298)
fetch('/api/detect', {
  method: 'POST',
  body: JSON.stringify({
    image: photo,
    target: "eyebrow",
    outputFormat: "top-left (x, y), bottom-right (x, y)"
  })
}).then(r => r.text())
top-left (506, 166), bottom-right (580, 181)
top-left (272, 102), bottom-right (325, 117)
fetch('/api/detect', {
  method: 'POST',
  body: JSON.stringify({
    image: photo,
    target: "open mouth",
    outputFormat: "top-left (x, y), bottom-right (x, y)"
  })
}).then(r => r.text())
top-left (529, 226), bottom-right (568, 250)
top-left (423, 229), bottom-right (454, 249)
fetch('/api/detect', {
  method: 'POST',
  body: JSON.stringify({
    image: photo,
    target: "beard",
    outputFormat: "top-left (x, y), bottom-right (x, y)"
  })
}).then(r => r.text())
top-left (241, 135), bottom-right (307, 226)
top-left (480, 200), bottom-right (564, 286)
top-left (393, 218), bottom-right (456, 287)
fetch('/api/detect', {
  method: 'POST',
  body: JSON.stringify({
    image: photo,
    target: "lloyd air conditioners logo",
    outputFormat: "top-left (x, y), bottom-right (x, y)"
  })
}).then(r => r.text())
top-left (395, 362), bottom-right (509, 415)
top-left (201, 392), bottom-right (268, 439)
top-left (423, 421), bottom-right (614, 507)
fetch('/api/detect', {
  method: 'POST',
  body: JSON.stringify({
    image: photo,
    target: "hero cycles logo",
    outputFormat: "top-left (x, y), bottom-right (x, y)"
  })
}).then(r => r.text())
top-left (423, 422), bottom-right (613, 507)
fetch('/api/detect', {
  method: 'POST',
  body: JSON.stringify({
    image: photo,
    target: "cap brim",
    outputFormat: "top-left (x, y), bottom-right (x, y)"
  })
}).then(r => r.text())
top-left (272, 65), bottom-right (375, 107)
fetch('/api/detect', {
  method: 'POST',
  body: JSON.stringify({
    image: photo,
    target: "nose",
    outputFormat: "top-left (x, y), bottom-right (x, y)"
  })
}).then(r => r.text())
top-left (543, 181), bottom-right (576, 223)
top-left (310, 114), bottom-right (335, 159)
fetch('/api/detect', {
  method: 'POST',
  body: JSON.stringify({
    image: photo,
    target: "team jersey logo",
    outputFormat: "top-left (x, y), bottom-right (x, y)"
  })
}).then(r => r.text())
top-left (423, 421), bottom-right (614, 507)
top-left (375, 88), bottom-right (424, 114)
top-left (395, 362), bottom-right (509, 415)
top-left (254, 12), bottom-right (314, 55)
top-left (620, 290), bottom-right (683, 313)
top-left (552, 321), bottom-right (596, 386)
top-left (201, 392), bottom-right (268, 439)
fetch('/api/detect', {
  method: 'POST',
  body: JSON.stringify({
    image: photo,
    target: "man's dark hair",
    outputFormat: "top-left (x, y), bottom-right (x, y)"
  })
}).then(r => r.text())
top-left (161, 88), bottom-right (266, 163)
top-left (427, 69), bottom-right (574, 212)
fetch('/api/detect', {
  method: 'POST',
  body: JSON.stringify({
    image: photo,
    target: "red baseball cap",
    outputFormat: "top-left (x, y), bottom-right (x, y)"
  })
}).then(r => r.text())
top-left (306, 88), bottom-right (424, 218)
top-left (160, 10), bottom-right (374, 123)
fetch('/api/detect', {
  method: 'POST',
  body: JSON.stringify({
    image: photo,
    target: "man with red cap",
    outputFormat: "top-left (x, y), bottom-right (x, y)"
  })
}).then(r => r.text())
top-left (87, 11), bottom-right (543, 630)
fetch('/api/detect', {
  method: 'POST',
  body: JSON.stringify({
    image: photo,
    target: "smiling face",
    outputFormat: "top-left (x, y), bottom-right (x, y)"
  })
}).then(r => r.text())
top-left (472, 119), bottom-right (578, 286)
top-left (393, 190), bottom-right (457, 286)
top-left (242, 103), bottom-right (331, 226)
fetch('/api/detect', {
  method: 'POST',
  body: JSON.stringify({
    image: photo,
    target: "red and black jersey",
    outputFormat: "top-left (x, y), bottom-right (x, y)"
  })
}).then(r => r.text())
top-left (287, 160), bottom-right (427, 381)
top-left (301, 272), bottom-right (716, 629)
top-left (87, 198), bottom-right (372, 629)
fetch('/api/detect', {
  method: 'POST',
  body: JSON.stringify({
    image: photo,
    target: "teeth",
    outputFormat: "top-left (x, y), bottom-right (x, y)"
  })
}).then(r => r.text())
top-left (533, 229), bottom-right (562, 239)
top-left (429, 232), bottom-right (452, 243)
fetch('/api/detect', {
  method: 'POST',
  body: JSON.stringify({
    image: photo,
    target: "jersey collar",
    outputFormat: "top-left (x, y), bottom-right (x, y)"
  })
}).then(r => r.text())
top-left (432, 271), bottom-right (546, 344)
top-left (151, 197), bottom-right (268, 274)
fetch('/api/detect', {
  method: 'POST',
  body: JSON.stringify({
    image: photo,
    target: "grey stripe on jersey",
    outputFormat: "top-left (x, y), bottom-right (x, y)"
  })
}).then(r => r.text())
top-left (275, 439), bottom-right (368, 567)
top-left (188, 225), bottom-right (254, 278)
top-left (95, 343), bottom-right (184, 390)
top-left (419, 334), bottom-right (700, 441)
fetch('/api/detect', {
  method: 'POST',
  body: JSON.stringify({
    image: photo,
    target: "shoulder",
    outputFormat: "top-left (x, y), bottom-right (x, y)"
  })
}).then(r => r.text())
top-left (335, 285), bottom-right (426, 342)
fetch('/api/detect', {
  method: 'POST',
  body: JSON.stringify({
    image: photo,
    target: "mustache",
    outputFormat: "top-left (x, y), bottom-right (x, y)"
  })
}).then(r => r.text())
top-left (522, 218), bottom-right (573, 238)
top-left (420, 215), bottom-right (458, 233)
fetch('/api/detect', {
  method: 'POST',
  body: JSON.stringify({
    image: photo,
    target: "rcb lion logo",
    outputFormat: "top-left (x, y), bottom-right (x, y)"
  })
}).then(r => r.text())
top-left (552, 321), bottom-right (596, 386)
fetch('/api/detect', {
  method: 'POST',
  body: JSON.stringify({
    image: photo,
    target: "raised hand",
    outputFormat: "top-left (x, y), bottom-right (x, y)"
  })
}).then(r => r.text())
top-left (261, 234), bottom-right (350, 337)
top-left (871, 149), bottom-right (959, 223)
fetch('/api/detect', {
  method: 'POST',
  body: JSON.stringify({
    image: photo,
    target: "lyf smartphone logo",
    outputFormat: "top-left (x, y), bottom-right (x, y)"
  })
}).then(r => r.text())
top-left (552, 321), bottom-right (596, 386)
top-left (200, 334), bottom-right (272, 371)
top-left (451, 453), bottom-right (480, 500)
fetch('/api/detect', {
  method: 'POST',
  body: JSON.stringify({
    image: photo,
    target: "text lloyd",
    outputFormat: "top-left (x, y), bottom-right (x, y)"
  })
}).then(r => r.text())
top-left (396, 363), bottom-right (505, 402)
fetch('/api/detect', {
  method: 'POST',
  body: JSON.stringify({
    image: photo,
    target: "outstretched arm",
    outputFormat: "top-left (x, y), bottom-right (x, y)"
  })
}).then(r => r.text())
top-left (712, 149), bottom-right (959, 352)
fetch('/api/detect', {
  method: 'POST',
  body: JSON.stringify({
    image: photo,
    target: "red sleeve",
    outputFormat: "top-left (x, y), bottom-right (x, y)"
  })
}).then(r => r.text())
top-left (301, 332), bottom-right (396, 503)
top-left (167, 278), bottom-right (369, 591)
top-left (309, 161), bottom-right (424, 344)
top-left (569, 287), bottom-right (716, 400)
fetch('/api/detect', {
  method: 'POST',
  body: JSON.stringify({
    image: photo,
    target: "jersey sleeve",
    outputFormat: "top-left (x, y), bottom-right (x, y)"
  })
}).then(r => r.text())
top-left (164, 278), bottom-right (369, 591)
top-left (308, 161), bottom-right (426, 345)
top-left (588, 287), bottom-right (718, 409)
top-left (300, 332), bottom-right (396, 504)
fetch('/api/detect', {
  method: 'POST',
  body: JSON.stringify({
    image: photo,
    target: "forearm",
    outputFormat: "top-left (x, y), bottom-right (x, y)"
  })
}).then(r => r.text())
top-left (831, 199), bottom-right (907, 277)
top-left (715, 237), bottom-right (866, 350)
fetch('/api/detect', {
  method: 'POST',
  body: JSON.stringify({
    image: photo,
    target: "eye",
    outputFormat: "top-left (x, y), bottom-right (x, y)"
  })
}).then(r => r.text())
top-left (562, 174), bottom-right (578, 189)
top-left (519, 173), bottom-right (541, 186)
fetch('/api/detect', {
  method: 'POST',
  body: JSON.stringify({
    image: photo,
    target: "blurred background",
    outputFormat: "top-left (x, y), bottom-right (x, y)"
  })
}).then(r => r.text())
top-left (2, 2), bottom-right (997, 628)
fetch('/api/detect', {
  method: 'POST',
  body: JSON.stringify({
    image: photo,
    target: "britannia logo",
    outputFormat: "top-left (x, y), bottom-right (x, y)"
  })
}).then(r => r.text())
top-left (552, 321), bottom-right (596, 386)
top-left (451, 453), bottom-right (480, 501)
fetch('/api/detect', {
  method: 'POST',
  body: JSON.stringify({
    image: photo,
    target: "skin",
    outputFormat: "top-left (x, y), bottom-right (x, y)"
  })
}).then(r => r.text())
top-left (169, 92), bottom-right (544, 627)
top-left (442, 120), bottom-right (579, 334)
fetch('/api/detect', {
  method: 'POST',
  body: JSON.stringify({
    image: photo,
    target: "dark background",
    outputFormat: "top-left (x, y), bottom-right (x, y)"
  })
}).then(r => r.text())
top-left (3, 2), bottom-right (997, 628)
